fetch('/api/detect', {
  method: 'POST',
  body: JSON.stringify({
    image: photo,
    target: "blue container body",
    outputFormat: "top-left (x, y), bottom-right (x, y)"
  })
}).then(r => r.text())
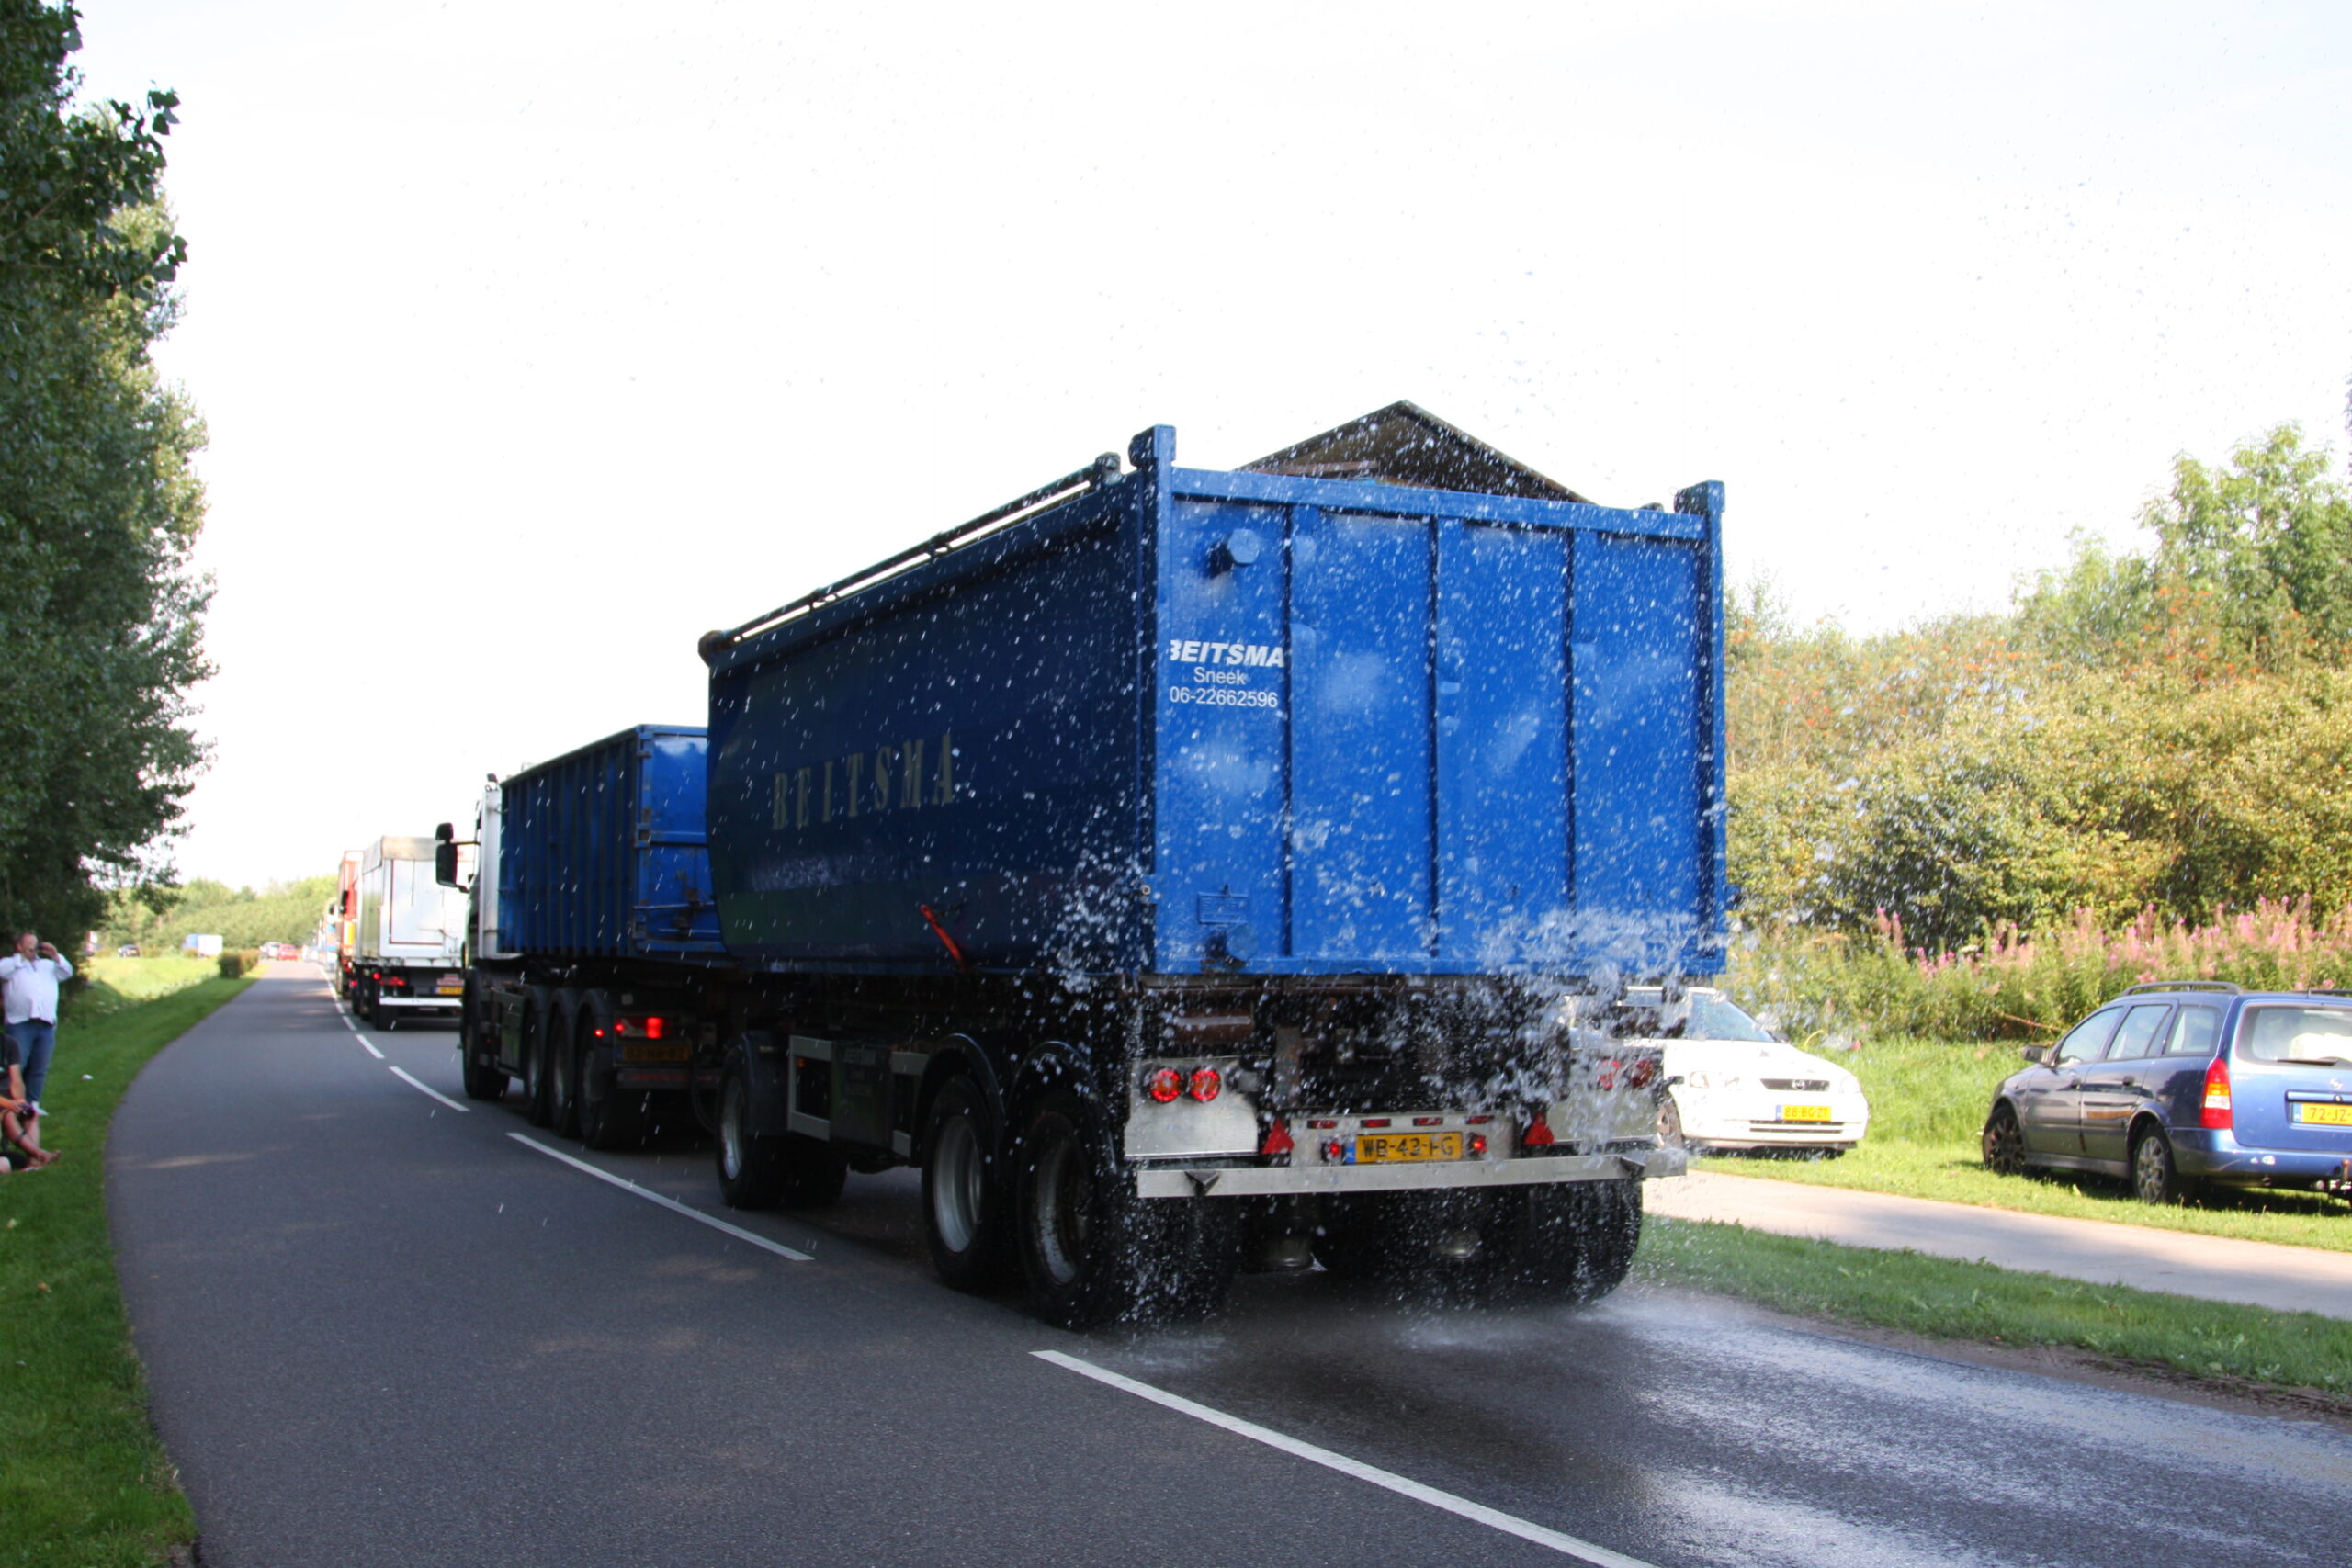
top-left (498, 725), bottom-right (726, 960)
top-left (706, 427), bottom-right (1728, 980)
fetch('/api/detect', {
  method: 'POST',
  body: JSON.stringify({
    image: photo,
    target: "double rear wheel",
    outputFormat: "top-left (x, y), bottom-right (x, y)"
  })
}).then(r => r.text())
top-left (1012, 1089), bottom-right (1236, 1327)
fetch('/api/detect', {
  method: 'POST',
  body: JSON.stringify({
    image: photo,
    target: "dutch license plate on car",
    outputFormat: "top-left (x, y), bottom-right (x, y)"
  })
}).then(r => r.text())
top-left (2293, 1102), bottom-right (2352, 1126)
top-left (1781, 1104), bottom-right (1833, 1122)
top-left (436, 977), bottom-right (463, 995)
top-left (1355, 1131), bottom-right (1464, 1163)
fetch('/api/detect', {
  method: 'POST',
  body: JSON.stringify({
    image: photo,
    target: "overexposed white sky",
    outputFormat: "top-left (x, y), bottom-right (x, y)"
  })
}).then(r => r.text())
top-left (73, 0), bottom-right (2352, 886)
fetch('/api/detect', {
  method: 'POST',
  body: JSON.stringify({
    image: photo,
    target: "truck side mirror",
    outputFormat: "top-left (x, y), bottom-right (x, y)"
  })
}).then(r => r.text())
top-left (433, 821), bottom-right (460, 888)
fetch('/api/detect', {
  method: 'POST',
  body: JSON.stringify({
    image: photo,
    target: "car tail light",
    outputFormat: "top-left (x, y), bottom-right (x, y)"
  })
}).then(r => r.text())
top-left (2201, 1057), bottom-right (2233, 1130)
top-left (1145, 1066), bottom-right (1183, 1103)
top-left (1260, 1118), bottom-right (1293, 1157)
top-left (1522, 1114), bottom-right (1556, 1147)
top-left (1187, 1066), bottom-right (1222, 1102)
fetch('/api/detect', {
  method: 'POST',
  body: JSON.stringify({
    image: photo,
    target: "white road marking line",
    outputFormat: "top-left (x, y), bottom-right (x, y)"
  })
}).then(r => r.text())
top-left (1033, 1351), bottom-right (1659, 1568)
top-left (506, 1134), bottom-right (814, 1262)
top-left (356, 1038), bottom-right (385, 1059)
top-left (387, 1065), bottom-right (469, 1112)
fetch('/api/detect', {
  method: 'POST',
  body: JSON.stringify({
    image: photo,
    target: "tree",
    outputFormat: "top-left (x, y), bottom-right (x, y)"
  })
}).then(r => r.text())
top-left (0, 1), bottom-right (206, 940)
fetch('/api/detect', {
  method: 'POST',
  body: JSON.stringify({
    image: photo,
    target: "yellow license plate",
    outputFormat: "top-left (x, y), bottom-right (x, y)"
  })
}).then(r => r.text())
top-left (2293, 1102), bottom-right (2352, 1126)
top-left (1355, 1131), bottom-right (1464, 1163)
top-left (436, 979), bottom-right (464, 995)
top-left (621, 1043), bottom-right (692, 1065)
top-left (1781, 1104), bottom-right (1833, 1122)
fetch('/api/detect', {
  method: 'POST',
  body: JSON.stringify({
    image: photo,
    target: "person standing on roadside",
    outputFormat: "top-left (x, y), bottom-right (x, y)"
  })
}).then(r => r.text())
top-left (0, 930), bottom-right (73, 1114)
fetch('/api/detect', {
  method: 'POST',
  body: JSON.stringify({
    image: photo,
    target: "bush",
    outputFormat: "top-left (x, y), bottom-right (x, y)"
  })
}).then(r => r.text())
top-left (216, 948), bottom-right (259, 978)
top-left (1731, 899), bottom-right (2352, 1042)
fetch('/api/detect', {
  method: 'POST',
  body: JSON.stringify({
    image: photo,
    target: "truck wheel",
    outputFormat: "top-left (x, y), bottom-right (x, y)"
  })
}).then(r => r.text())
top-left (922, 1077), bottom-right (1010, 1291)
top-left (461, 1048), bottom-right (507, 1101)
top-left (523, 1005), bottom-right (556, 1128)
top-left (1014, 1090), bottom-right (1230, 1326)
top-left (716, 1062), bottom-right (786, 1209)
top-left (548, 994), bottom-right (583, 1140)
top-left (1491, 1179), bottom-right (1643, 1303)
top-left (576, 1040), bottom-right (644, 1150)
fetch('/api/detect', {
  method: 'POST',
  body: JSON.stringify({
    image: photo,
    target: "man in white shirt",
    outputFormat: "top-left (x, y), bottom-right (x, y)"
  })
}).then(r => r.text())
top-left (0, 931), bottom-right (73, 1113)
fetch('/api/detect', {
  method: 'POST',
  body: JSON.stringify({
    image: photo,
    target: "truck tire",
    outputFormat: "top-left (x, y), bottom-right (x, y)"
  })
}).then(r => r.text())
top-left (716, 1060), bottom-right (787, 1209)
top-left (1489, 1178), bottom-right (1643, 1303)
top-left (1013, 1090), bottom-right (1234, 1327)
top-left (523, 1000), bottom-right (557, 1128)
top-left (547, 991), bottom-right (584, 1140)
top-left (458, 980), bottom-right (506, 1101)
top-left (922, 1077), bottom-right (1011, 1291)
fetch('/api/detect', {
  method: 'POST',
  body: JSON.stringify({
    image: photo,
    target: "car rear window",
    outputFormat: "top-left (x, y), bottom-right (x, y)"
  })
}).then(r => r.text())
top-left (2235, 1007), bottom-right (2352, 1066)
top-left (2162, 1005), bottom-right (2222, 1056)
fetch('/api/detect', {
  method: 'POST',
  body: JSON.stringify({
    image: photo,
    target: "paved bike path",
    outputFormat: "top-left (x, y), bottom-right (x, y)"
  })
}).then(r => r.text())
top-left (1647, 1169), bottom-right (2352, 1318)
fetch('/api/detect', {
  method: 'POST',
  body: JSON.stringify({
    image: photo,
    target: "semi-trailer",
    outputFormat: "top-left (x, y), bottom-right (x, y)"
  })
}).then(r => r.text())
top-left (443, 405), bottom-right (1728, 1325)
top-left (343, 835), bottom-right (470, 1028)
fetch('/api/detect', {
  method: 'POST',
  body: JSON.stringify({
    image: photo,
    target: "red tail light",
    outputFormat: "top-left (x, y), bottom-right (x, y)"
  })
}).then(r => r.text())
top-left (615, 1016), bottom-right (668, 1039)
top-left (2201, 1057), bottom-right (2233, 1130)
top-left (1625, 1057), bottom-right (1659, 1090)
top-left (1522, 1114), bottom-right (1555, 1147)
top-left (1145, 1066), bottom-right (1184, 1103)
top-left (1470, 1134), bottom-right (1488, 1156)
top-left (1260, 1118), bottom-right (1293, 1157)
top-left (1187, 1066), bottom-right (1222, 1102)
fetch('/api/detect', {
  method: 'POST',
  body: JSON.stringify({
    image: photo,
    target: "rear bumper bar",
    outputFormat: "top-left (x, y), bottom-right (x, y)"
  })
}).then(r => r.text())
top-left (1134, 1146), bottom-right (1685, 1199)
top-left (376, 996), bottom-right (459, 1010)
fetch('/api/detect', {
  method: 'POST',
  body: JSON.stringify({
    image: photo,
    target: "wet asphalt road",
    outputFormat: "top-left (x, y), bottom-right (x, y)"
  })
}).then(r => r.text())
top-left (110, 974), bottom-right (2352, 1567)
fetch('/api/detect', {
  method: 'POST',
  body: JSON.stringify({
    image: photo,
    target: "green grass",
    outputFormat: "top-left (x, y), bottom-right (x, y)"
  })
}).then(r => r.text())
top-left (1637, 1215), bottom-right (2352, 1399)
top-left (1, 976), bottom-right (252, 1568)
top-left (1696, 1034), bottom-right (2352, 1253)
top-left (75, 955), bottom-right (221, 1014)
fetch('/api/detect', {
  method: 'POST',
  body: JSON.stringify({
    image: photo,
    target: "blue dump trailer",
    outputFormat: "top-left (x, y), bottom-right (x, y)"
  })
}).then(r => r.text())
top-left (445, 403), bottom-right (1727, 1325)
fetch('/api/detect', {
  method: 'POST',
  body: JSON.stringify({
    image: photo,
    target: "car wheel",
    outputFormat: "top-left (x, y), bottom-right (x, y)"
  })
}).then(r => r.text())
top-left (1982, 1103), bottom-right (2025, 1175)
top-left (1657, 1097), bottom-right (1687, 1151)
top-left (2132, 1124), bottom-right (2190, 1204)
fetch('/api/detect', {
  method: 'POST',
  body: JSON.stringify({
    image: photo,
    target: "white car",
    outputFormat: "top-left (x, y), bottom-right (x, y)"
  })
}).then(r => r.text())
top-left (1642, 988), bottom-right (1871, 1155)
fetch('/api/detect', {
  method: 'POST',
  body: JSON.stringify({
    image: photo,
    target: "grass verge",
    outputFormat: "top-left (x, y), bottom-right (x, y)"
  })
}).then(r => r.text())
top-left (1637, 1214), bottom-right (2352, 1403)
top-left (1696, 1034), bottom-right (2352, 1253)
top-left (0, 975), bottom-right (252, 1568)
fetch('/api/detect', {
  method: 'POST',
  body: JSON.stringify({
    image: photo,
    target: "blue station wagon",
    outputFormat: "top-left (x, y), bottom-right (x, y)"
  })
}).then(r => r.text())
top-left (1982, 982), bottom-right (2352, 1203)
